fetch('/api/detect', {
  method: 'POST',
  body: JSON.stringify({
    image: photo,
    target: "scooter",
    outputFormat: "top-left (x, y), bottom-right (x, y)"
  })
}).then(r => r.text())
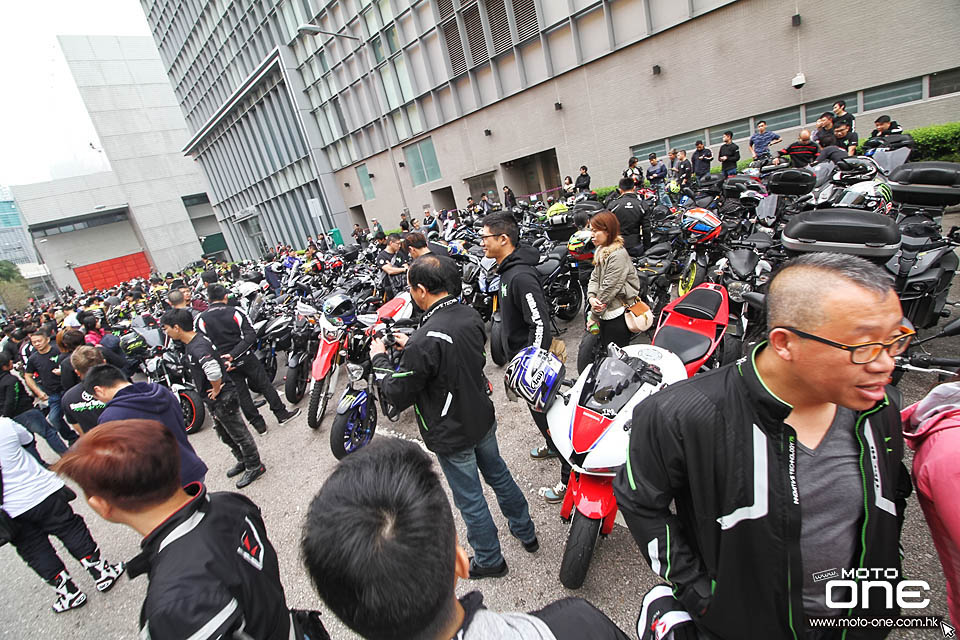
top-left (548, 343), bottom-right (687, 589)
top-left (652, 282), bottom-right (731, 377)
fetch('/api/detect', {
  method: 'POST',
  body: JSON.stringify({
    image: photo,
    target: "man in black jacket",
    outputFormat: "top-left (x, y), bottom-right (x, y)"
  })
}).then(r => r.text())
top-left (0, 353), bottom-right (67, 458)
top-left (302, 437), bottom-right (628, 640)
top-left (373, 254), bottom-right (537, 578)
top-left (481, 213), bottom-right (569, 503)
top-left (691, 141), bottom-right (713, 183)
top-left (197, 284), bottom-right (299, 434)
top-left (608, 177), bottom-right (648, 255)
top-left (574, 165), bottom-right (591, 192)
top-left (870, 115), bottom-right (904, 138)
top-left (54, 419), bottom-right (324, 640)
top-left (614, 253), bottom-right (913, 639)
top-left (717, 130), bottom-right (740, 178)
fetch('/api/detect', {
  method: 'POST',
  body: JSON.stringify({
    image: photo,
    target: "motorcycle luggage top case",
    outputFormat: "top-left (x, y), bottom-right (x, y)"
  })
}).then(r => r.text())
top-left (888, 161), bottom-right (960, 207)
top-left (782, 209), bottom-right (901, 259)
top-left (721, 175), bottom-right (764, 198)
top-left (765, 167), bottom-right (817, 196)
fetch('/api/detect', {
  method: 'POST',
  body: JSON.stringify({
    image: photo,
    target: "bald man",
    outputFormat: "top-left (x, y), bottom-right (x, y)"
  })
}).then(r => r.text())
top-left (614, 252), bottom-right (912, 639)
top-left (776, 129), bottom-right (819, 167)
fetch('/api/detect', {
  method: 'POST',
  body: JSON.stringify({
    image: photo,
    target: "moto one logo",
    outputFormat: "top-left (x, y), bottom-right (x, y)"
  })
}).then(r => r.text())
top-left (825, 569), bottom-right (930, 610)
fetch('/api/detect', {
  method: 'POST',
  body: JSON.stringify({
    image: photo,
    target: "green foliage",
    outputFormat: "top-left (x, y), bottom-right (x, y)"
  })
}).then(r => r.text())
top-left (710, 159), bottom-right (753, 174)
top-left (907, 122), bottom-right (960, 161)
top-left (593, 186), bottom-right (618, 200)
top-left (0, 260), bottom-right (24, 283)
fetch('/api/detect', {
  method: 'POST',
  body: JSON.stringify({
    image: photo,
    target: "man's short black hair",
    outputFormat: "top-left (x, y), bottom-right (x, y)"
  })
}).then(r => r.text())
top-left (820, 112), bottom-right (835, 121)
top-left (481, 211), bottom-right (519, 246)
top-left (301, 438), bottom-right (457, 640)
top-left (466, 196), bottom-right (474, 202)
top-left (83, 364), bottom-right (129, 395)
top-left (818, 133), bottom-right (837, 148)
top-left (12, 328), bottom-right (27, 341)
top-left (875, 115), bottom-right (891, 124)
top-left (0, 353), bottom-right (11, 369)
top-left (160, 308), bottom-right (194, 332)
top-left (200, 269), bottom-right (219, 284)
top-left (757, 120), bottom-right (767, 126)
top-left (834, 99), bottom-right (846, 109)
top-left (695, 140), bottom-right (704, 145)
top-left (207, 283), bottom-right (229, 301)
top-left (407, 254), bottom-right (458, 295)
top-left (723, 130), bottom-right (734, 138)
top-left (29, 327), bottom-right (51, 339)
top-left (618, 176), bottom-right (636, 191)
top-left (648, 152), bottom-right (657, 160)
top-left (387, 233), bottom-right (402, 243)
top-left (403, 232), bottom-right (428, 250)
top-left (580, 165), bottom-right (588, 171)
top-left (374, 231), bottom-right (386, 240)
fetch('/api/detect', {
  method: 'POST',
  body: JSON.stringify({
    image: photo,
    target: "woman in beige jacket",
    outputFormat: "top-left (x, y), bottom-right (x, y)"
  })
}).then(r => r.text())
top-left (587, 211), bottom-right (642, 350)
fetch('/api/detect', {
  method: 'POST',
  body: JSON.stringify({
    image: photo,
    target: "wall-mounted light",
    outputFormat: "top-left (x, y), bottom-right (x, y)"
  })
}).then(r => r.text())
top-left (398, 161), bottom-right (405, 167)
top-left (368, 173), bottom-right (376, 178)
top-left (483, 129), bottom-right (492, 136)
top-left (554, 102), bottom-right (562, 110)
top-left (792, 14), bottom-right (801, 26)
top-left (652, 65), bottom-right (661, 75)
top-left (344, 182), bottom-right (351, 187)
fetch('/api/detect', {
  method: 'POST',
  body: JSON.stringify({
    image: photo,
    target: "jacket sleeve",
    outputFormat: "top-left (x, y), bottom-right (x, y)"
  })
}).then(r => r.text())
top-left (0, 381), bottom-right (14, 418)
top-left (613, 396), bottom-right (714, 617)
top-left (512, 272), bottom-right (551, 350)
top-left (373, 338), bottom-right (437, 413)
top-left (229, 310), bottom-right (258, 360)
top-left (591, 251), bottom-right (631, 305)
top-left (914, 430), bottom-right (960, 555)
top-left (730, 145), bottom-right (740, 162)
top-left (142, 591), bottom-right (243, 640)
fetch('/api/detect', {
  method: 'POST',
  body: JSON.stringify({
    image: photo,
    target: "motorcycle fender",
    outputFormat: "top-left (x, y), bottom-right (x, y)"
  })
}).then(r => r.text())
top-left (169, 383), bottom-right (187, 393)
top-left (288, 352), bottom-right (304, 368)
top-left (312, 339), bottom-right (339, 380)
top-left (725, 315), bottom-right (744, 338)
top-left (336, 389), bottom-right (368, 415)
top-left (569, 473), bottom-right (617, 520)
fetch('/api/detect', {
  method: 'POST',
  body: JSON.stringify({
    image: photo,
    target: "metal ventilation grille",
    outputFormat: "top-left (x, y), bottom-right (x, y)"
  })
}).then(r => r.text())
top-left (486, 0), bottom-right (512, 55)
top-left (512, 0), bottom-right (539, 42)
top-left (463, 4), bottom-right (488, 66)
top-left (443, 21), bottom-right (467, 75)
top-left (436, 0), bottom-right (454, 20)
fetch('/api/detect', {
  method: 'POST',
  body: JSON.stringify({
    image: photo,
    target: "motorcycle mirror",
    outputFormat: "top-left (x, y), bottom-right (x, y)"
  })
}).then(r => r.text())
top-left (937, 316), bottom-right (960, 339)
top-left (742, 292), bottom-right (766, 309)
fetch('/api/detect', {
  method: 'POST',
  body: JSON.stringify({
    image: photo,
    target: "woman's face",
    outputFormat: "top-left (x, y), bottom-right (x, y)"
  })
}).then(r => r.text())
top-left (591, 226), bottom-right (608, 246)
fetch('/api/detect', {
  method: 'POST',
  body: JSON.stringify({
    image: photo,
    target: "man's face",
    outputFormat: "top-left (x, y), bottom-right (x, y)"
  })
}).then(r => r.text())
top-left (723, 134), bottom-right (732, 143)
top-left (757, 122), bottom-right (767, 133)
top-left (875, 121), bottom-right (889, 132)
top-left (179, 286), bottom-right (192, 302)
top-left (835, 124), bottom-right (849, 138)
top-left (162, 324), bottom-right (180, 342)
top-left (668, 152), bottom-right (676, 161)
top-left (695, 143), bottom-right (704, 150)
top-left (388, 239), bottom-right (401, 252)
top-left (649, 157), bottom-right (658, 166)
top-left (833, 103), bottom-right (843, 115)
top-left (678, 151), bottom-right (686, 161)
top-left (29, 333), bottom-right (48, 350)
top-left (782, 286), bottom-right (904, 411)
top-left (479, 225), bottom-right (507, 260)
top-left (580, 167), bottom-right (587, 174)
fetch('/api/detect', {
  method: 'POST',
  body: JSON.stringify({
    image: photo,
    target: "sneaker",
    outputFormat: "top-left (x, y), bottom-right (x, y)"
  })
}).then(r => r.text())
top-left (468, 557), bottom-right (508, 580)
top-left (251, 420), bottom-right (268, 435)
top-left (530, 445), bottom-right (560, 460)
top-left (253, 397), bottom-right (267, 409)
top-left (276, 408), bottom-right (301, 425)
top-left (538, 482), bottom-right (567, 504)
top-left (225, 462), bottom-right (245, 478)
top-left (49, 570), bottom-right (86, 613)
top-left (81, 551), bottom-right (125, 592)
top-left (510, 530), bottom-right (540, 553)
top-left (236, 464), bottom-right (267, 488)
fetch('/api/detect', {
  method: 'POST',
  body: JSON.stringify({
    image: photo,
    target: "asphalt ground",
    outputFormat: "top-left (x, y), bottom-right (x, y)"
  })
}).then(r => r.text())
top-left (3, 228), bottom-right (958, 639)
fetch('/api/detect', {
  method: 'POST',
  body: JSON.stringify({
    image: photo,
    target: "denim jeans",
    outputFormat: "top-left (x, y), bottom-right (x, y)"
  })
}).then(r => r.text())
top-left (207, 387), bottom-right (261, 471)
top-left (722, 167), bottom-right (737, 179)
top-left (46, 393), bottom-right (77, 444)
top-left (14, 409), bottom-right (68, 455)
top-left (437, 425), bottom-right (536, 568)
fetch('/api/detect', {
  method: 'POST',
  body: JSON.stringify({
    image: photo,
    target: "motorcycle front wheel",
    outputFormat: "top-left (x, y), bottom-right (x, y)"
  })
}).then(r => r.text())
top-left (261, 350), bottom-right (278, 385)
top-left (330, 398), bottom-right (378, 460)
top-left (284, 361), bottom-right (309, 404)
top-left (554, 278), bottom-right (584, 322)
top-left (179, 389), bottom-right (206, 434)
top-left (307, 365), bottom-right (336, 430)
top-left (678, 260), bottom-right (705, 296)
top-left (559, 510), bottom-right (602, 590)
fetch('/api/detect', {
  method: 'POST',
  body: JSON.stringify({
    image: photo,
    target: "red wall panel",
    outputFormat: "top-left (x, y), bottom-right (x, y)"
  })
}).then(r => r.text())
top-left (73, 252), bottom-right (151, 291)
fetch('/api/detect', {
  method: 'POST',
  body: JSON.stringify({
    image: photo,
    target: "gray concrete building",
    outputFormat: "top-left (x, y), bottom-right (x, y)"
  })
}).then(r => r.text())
top-left (140, 0), bottom-right (960, 244)
top-left (11, 36), bottom-right (225, 292)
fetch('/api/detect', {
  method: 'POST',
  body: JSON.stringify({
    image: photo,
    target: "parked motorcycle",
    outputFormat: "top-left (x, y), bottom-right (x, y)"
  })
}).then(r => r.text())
top-left (284, 300), bottom-right (322, 403)
top-left (652, 282), bottom-right (732, 376)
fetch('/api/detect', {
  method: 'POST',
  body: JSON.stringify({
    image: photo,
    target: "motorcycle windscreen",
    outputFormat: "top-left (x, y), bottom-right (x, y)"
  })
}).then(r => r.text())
top-left (571, 358), bottom-right (639, 453)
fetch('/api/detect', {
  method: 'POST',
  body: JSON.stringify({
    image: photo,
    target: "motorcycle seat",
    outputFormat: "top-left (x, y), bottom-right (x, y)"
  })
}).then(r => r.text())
top-left (741, 232), bottom-right (773, 250)
top-left (536, 258), bottom-right (561, 278)
top-left (673, 288), bottom-right (723, 320)
top-left (654, 325), bottom-right (713, 364)
top-left (643, 242), bottom-right (673, 260)
top-left (550, 246), bottom-right (568, 260)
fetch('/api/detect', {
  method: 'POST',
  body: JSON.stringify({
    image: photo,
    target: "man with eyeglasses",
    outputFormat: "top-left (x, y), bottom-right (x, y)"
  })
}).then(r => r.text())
top-left (614, 252), bottom-right (913, 639)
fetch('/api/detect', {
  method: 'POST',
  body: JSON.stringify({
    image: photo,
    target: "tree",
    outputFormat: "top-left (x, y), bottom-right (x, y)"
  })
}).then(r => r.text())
top-left (0, 260), bottom-right (24, 283)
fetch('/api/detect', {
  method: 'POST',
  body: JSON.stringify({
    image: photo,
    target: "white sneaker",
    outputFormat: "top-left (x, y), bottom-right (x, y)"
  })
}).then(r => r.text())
top-left (538, 482), bottom-right (567, 504)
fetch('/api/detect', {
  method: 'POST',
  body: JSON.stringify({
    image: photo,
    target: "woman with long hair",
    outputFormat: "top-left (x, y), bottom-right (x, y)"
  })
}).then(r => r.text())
top-left (502, 185), bottom-right (517, 208)
top-left (586, 211), bottom-right (641, 350)
top-left (562, 175), bottom-right (575, 196)
top-left (80, 313), bottom-right (105, 346)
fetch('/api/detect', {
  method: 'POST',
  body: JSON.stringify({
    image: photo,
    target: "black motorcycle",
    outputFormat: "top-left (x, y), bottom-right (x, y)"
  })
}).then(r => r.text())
top-left (284, 300), bottom-right (322, 404)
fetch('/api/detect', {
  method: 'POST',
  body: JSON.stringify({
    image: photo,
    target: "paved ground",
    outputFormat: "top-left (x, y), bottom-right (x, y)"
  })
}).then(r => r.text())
top-left (2, 240), bottom-right (958, 638)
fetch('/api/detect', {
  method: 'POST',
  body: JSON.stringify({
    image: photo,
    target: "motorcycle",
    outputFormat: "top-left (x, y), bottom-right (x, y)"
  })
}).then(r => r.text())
top-left (284, 300), bottom-right (322, 403)
top-left (652, 282), bottom-right (732, 376)
top-left (548, 342), bottom-right (687, 589)
top-left (710, 237), bottom-right (779, 359)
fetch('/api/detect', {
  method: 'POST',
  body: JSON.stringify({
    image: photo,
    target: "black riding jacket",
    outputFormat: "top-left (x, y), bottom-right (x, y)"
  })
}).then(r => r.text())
top-left (128, 483), bottom-right (298, 640)
top-left (609, 193), bottom-right (649, 250)
top-left (613, 345), bottom-right (911, 640)
top-left (497, 247), bottom-right (552, 358)
top-left (373, 296), bottom-right (495, 455)
top-left (197, 302), bottom-right (257, 362)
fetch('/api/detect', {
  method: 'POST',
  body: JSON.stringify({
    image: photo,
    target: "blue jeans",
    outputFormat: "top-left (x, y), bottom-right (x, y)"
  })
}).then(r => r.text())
top-left (46, 393), bottom-right (77, 444)
top-left (722, 167), bottom-right (737, 178)
top-left (437, 425), bottom-right (536, 568)
top-left (14, 409), bottom-right (68, 455)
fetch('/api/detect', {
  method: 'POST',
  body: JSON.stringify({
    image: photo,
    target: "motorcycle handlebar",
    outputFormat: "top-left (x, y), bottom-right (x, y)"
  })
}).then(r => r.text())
top-left (908, 354), bottom-right (960, 368)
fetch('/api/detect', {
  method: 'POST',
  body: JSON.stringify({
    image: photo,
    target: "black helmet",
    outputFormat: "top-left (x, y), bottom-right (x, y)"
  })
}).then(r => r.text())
top-left (322, 293), bottom-right (356, 326)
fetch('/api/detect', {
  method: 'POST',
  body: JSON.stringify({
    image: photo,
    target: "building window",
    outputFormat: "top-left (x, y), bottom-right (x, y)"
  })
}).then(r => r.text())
top-left (403, 137), bottom-right (442, 186)
top-left (666, 130), bottom-right (705, 154)
top-left (930, 67), bottom-right (960, 98)
top-left (755, 106), bottom-right (801, 131)
top-left (630, 140), bottom-right (666, 159)
top-left (863, 77), bottom-right (923, 111)
top-left (356, 164), bottom-right (376, 200)
top-left (804, 92), bottom-right (858, 123)
top-left (709, 119), bottom-right (751, 144)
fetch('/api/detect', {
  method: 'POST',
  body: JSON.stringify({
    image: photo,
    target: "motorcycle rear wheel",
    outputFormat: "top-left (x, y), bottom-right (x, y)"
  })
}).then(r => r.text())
top-left (180, 389), bottom-right (206, 434)
top-left (559, 510), bottom-right (602, 590)
top-left (555, 279), bottom-right (584, 322)
top-left (330, 399), bottom-right (378, 460)
top-left (307, 367), bottom-right (335, 430)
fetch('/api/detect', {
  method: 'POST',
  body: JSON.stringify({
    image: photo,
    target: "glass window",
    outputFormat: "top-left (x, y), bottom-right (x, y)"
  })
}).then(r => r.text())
top-left (377, 0), bottom-right (393, 23)
top-left (805, 92), bottom-right (859, 123)
top-left (385, 25), bottom-right (400, 53)
top-left (394, 56), bottom-right (413, 102)
top-left (863, 77), bottom-right (922, 111)
top-left (419, 137), bottom-right (441, 181)
top-left (364, 8), bottom-right (380, 36)
top-left (667, 130), bottom-right (705, 154)
top-left (318, 50), bottom-right (329, 73)
top-left (372, 36), bottom-right (385, 62)
top-left (630, 140), bottom-right (666, 158)
top-left (403, 137), bottom-right (441, 186)
top-left (393, 110), bottom-right (410, 140)
top-left (930, 67), bottom-right (960, 98)
top-left (754, 106), bottom-right (801, 132)
top-left (357, 164), bottom-right (376, 199)
top-left (709, 119), bottom-right (751, 143)
top-left (406, 103), bottom-right (424, 135)
top-left (379, 64), bottom-right (401, 109)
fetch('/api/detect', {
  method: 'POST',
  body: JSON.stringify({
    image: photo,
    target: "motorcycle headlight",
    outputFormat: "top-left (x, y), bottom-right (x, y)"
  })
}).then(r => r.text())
top-left (462, 283), bottom-right (474, 296)
top-left (145, 357), bottom-right (161, 374)
top-left (323, 329), bottom-right (339, 340)
top-left (727, 281), bottom-right (752, 303)
top-left (346, 362), bottom-right (365, 381)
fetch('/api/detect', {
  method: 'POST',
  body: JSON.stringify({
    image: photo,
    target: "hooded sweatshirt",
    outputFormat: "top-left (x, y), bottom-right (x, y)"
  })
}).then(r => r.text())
top-left (98, 382), bottom-right (208, 486)
top-left (497, 246), bottom-right (551, 358)
top-left (902, 380), bottom-right (960, 625)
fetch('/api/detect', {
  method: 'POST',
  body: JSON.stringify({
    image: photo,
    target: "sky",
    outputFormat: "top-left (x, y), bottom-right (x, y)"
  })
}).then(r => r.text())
top-left (0, 0), bottom-right (153, 187)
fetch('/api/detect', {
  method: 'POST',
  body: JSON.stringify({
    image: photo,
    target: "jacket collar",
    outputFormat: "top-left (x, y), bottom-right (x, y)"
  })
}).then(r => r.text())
top-left (127, 483), bottom-right (208, 579)
top-left (420, 295), bottom-right (458, 326)
top-left (737, 342), bottom-right (793, 426)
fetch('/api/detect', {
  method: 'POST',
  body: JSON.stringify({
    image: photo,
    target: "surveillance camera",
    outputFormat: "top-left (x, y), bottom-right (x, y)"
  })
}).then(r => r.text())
top-left (792, 72), bottom-right (806, 89)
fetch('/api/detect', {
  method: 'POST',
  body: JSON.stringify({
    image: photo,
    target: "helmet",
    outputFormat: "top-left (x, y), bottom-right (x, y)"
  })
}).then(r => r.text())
top-left (504, 347), bottom-right (565, 413)
top-left (834, 156), bottom-right (879, 184)
top-left (829, 180), bottom-right (893, 214)
top-left (236, 281), bottom-right (259, 299)
top-left (321, 292), bottom-right (357, 326)
top-left (446, 240), bottom-right (466, 257)
top-left (667, 180), bottom-right (680, 194)
top-left (269, 262), bottom-right (283, 274)
top-left (739, 189), bottom-right (762, 208)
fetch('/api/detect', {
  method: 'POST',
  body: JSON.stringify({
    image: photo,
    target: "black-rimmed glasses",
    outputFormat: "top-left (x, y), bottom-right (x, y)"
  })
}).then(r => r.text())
top-left (776, 326), bottom-right (915, 364)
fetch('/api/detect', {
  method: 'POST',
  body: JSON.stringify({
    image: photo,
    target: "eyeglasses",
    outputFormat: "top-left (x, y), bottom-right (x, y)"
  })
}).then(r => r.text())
top-left (775, 326), bottom-right (916, 364)
top-left (478, 233), bottom-right (504, 241)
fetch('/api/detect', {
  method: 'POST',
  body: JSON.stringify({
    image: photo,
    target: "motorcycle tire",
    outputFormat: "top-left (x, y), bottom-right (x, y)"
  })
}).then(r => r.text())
top-left (678, 261), bottom-right (706, 297)
top-left (559, 510), bottom-right (602, 590)
top-left (577, 332), bottom-right (600, 375)
top-left (179, 389), bottom-right (206, 435)
top-left (284, 362), bottom-right (309, 404)
top-left (330, 399), bottom-right (378, 460)
top-left (719, 334), bottom-right (743, 367)
top-left (307, 367), bottom-right (335, 430)
top-left (490, 318), bottom-right (508, 366)
top-left (555, 279), bottom-right (584, 322)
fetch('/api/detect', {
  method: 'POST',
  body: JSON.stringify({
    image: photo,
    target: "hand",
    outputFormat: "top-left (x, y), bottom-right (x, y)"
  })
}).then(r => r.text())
top-left (52, 368), bottom-right (61, 376)
top-left (370, 337), bottom-right (387, 357)
top-left (719, 156), bottom-right (727, 162)
top-left (206, 387), bottom-right (220, 401)
top-left (38, 393), bottom-right (48, 402)
top-left (590, 297), bottom-right (606, 313)
top-left (392, 333), bottom-right (409, 348)
top-left (751, 153), bottom-right (757, 159)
